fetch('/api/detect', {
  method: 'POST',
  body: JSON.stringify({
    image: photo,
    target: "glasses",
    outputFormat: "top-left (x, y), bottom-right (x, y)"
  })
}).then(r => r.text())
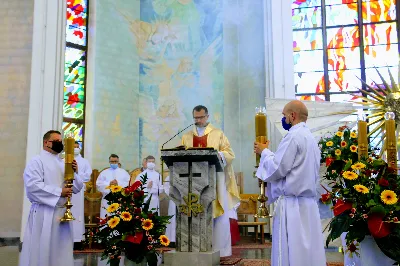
top-left (193, 115), bottom-right (207, 120)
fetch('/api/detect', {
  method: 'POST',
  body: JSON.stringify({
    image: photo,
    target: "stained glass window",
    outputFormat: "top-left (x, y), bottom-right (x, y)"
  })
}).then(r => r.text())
top-left (293, 0), bottom-right (399, 102)
top-left (64, 0), bottom-right (88, 152)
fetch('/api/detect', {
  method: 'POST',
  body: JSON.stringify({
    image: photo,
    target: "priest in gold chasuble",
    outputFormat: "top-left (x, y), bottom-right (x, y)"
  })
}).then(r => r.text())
top-left (181, 105), bottom-right (240, 257)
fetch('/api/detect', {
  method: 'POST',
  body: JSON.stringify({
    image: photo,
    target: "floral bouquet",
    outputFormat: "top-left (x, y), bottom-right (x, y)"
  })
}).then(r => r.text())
top-left (95, 173), bottom-right (172, 266)
top-left (320, 128), bottom-right (400, 262)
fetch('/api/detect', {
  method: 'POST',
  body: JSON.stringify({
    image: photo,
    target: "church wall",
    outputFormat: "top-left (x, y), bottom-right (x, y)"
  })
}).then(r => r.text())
top-left (0, 0), bottom-right (34, 237)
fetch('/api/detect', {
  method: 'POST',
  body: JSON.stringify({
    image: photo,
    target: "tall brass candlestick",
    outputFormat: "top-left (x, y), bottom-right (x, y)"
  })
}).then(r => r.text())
top-left (61, 133), bottom-right (75, 222)
top-left (254, 107), bottom-right (270, 218)
top-left (357, 112), bottom-right (368, 160)
top-left (385, 112), bottom-right (397, 168)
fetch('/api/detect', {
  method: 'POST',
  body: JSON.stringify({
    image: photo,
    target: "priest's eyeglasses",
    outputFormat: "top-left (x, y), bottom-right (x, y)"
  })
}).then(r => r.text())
top-left (193, 115), bottom-right (207, 120)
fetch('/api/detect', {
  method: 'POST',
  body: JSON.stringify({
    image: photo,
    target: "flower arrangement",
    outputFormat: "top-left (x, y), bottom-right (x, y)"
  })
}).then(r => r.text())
top-left (320, 127), bottom-right (400, 262)
top-left (95, 173), bottom-right (172, 266)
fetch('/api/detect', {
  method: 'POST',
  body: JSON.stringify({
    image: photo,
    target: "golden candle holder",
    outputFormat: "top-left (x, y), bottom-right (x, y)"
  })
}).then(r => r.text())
top-left (385, 112), bottom-right (397, 169)
top-left (357, 112), bottom-right (368, 160)
top-left (61, 133), bottom-right (75, 222)
top-left (254, 107), bottom-right (271, 219)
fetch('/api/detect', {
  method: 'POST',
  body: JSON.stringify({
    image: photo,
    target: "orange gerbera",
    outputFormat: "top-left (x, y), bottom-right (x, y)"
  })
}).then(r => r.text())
top-left (350, 145), bottom-right (357, 152)
top-left (341, 141), bottom-right (347, 147)
top-left (350, 132), bottom-right (357, 138)
top-left (336, 131), bottom-right (344, 137)
top-left (142, 219), bottom-right (154, 231)
top-left (159, 235), bottom-right (170, 246)
top-left (343, 171), bottom-right (358, 180)
top-left (107, 217), bottom-right (120, 229)
top-left (120, 211), bottom-right (132, 221)
top-left (335, 149), bottom-right (341, 156)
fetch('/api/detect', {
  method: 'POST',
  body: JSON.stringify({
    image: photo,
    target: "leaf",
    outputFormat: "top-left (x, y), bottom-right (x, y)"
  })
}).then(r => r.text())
top-left (369, 205), bottom-right (386, 216)
top-left (366, 199), bottom-right (377, 207)
top-left (343, 160), bottom-right (352, 171)
top-left (326, 214), bottom-right (352, 247)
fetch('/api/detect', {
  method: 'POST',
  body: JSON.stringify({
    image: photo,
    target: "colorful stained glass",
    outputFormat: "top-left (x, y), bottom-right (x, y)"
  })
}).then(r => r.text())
top-left (296, 95), bottom-right (326, 101)
top-left (364, 44), bottom-right (398, 68)
top-left (64, 47), bottom-right (86, 85)
top-left (64, 83), bottom-right (84, 102)
top-left (62, 122), bottom-right (84, 142)
top-left (293, 30), bottom-right (323, 51)
top-left (294, 50), bottom-right (324, 72)
top-left (363, 22), bottom-right (397, 46)
top-left (292, 0), bottom-right (321, 9)
top-left (292, 7), bottom-right (322, 29)
top-left (326, 26), bottom-right (359, 48)
top-left (325, 0), bottom-right (357, 4)
top-left (327, 47), bottom-right (360, 70)
top-left (66, 0), bottom-right (88, 46)
top-left (63, 99), bottom-right (84, 120)
top-left (364, 66), bottom-right (399, 86)
top-left (328, 69), bottom-right (361, 92)
top-left (329, 93), bottom-right (361, 103)
top-left (295, 72), bottom-right (325, 94)
top-left (362, 0), bottom-right (396, 23)
top-left (326, 3), bottom-right (359, 27)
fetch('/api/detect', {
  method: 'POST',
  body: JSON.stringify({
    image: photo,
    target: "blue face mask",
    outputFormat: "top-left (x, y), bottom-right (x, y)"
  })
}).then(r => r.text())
top-left (110, 163), bottom-right (118, 169)
top-left (281, 116), bottom-right (292, 131)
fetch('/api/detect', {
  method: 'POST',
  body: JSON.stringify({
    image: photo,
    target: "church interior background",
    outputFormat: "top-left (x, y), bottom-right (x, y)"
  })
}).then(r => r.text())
top-left (1, 0), bottom-right (398, 265)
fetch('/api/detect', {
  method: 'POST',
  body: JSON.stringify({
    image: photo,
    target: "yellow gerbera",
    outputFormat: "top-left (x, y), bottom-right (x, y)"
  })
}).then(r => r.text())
top-left (336, 131), bottom-right (344, 137)
top-left (120, 212), bottom-right (132, 222)
top-left (342, 171), bottom-right (358, 180)
top-left (350, 132), bottom-right (357, 138)
top-left (335, 149), bottom-right (341, 156)
top-left (326, 141), bottom-right (334, 147)
top-left (107, 217), bottom-right (120, 229)
top-left (350, 145), bottom-right (358, 153)
top-left (159, 235), bottom-right (170, 246)
top-left (381, 190), bottom-right (398, 205)
top-left (107, 203), bottom-right (120, 213)
top-left (353, 185), bottom-right (369, 194)
top-left (142, 219), bottom-right (154, 231)
top-left (341, 141), bottom-right (347, 147)
top-left (111, 185), bottom-right (123, 193)
top-left (351, 162), bottom-right (366, 170)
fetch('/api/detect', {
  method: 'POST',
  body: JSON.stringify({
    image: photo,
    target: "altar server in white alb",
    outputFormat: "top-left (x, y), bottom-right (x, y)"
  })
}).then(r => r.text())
top-left (96, 154), bottom-right (130, 219)
top-left (70, 141), bottom-right (92, 246)
top-left (136, 155), bottom-right (164, 212)
top-left (19, 130), bottom-right (84, 266)
top-left (254, 100), bottom-right (326, 266)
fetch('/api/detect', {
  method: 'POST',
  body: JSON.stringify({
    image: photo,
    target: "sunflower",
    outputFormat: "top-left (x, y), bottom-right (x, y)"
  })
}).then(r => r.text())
top-left (111, 186), bottom-right (123, 193)
top-left (342, 171), bottom-right (358, 180)
top-left (335, 149), bottom-right (341, 156)
top-left (107, 203), bottom-right (120, 213)
top-left (107, 217), bottom-right (120, 229)
top-left (120, 211), bottom-right (132, 221)
top-left (351, 162), bottom-right (366, 170)
top-left (336, 131), bottom-right (344, 137)
top-left (381, 190), bottom-right (398, 205)
top-left (353, 185), bottom-right (369, 194)
top-left (350, 145), bottom-right (357, 152)
top-left (142, 219), bottom-right (154, 231)
top-left (326, 141), bottom-right (334, 147)
top-left (350, 132), bottom-right (357, 138)
top-left (159, 235), bottom-right (170, 246)
top-left (341, 141), bottom-right (347, 147)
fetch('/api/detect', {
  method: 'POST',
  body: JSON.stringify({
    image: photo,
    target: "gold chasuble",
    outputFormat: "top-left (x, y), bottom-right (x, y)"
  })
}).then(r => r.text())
top-left (181, 123), bottom-right (240, 218)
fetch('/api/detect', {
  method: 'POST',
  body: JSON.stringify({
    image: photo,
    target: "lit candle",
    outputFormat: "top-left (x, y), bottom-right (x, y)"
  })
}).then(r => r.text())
top-left (255, 107), bottom-right (267, 166)
top-left (357, 112), bottom-right (368, 160)
top-left (385, 112), bottom-right (397, 168)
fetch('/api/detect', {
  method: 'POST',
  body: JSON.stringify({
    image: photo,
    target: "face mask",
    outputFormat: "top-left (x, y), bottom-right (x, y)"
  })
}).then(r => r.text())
top-left (147, 162), bottom-right (155, 170)
top-left (110, 164), bottom-right (118, 169)
top-left (51, 141), bottom-right (64, 154)
top-left (74, 148), bottom-right (81, 155)
top-left (281, 116), bottom-right (292, 131)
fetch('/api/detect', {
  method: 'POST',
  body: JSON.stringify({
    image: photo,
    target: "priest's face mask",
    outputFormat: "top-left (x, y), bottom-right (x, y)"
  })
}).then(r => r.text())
top-left (193, 109), bottom-right (209, 128)
top-left (45, 133), bottom-right (64, 154)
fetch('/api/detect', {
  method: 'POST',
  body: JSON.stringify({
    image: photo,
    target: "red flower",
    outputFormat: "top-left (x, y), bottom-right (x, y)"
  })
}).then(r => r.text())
top-left (365, 170), bottom-right (372, 177)
top-left (351, 208), bottom-right (356, 213)
top-left (125, 232), bottom-right (143, 244)
top-left (333, 199), bottom-right (353, 216)
top-left (98, 217), bottom-right (108, 225)
top-left (367, 213), bottom-right (393, 238)
top-left (134, 208), bottom-right (142, 214)
top-left (348, 243), bottom-right (357, 252)
top-left (148, 213), bottom-right (154, 219)
top-left (128, 181), bottom-right (142, 192)
top-left (320, 193), bottom-right (331, 204)
top-left (326, 157), bottom-right (335, 167)
top-left (67, 93), bottom-right (79, 105)
top-left (393, 217), bottom-right (398, 222)
top-left (378, 178), bottom-right (389, 187)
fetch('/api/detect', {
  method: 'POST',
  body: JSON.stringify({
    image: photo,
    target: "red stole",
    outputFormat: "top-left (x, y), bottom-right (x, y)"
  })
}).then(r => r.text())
top-left (193, 134), bottom-right (208, 148)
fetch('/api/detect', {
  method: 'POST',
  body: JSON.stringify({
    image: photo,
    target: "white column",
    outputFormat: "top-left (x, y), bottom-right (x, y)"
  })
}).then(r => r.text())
top-left (20, 0), bottom-right (66, 242)
top-left (264, 0), bottom-right (295, 99)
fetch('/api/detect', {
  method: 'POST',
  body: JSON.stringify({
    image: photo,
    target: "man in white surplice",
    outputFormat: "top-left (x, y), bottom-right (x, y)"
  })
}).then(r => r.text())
top-left (254, 100), bottom-right (326, 266)
top-left (19, 130), bottom-right (84, 266)
top-left (71, 141), bottom-right (92, 247)
top-left (96, 154), bottom-right (130, 219)
top-left (136, 155), bottom-right (164, 212)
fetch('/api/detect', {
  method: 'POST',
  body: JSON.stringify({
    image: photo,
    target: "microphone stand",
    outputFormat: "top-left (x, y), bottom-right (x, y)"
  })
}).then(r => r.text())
top-left (160, 123), bottom-right (194, 184)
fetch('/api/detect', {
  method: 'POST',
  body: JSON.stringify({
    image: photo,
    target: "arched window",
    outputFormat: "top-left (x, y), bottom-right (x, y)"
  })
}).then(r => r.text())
top-left (63, 0), bottom-right (89, 152)
top-left (293, 0), bottom-right (398, 102)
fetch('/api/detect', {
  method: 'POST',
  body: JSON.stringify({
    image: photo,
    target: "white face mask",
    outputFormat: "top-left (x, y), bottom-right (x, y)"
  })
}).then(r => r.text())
top-left (147, 162), bottom-right (155, 170)
top-left (74, 148), bottom-right (81, 155)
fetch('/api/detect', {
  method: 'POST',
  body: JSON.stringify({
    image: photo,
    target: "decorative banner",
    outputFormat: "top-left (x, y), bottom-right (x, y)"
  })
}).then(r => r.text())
top-left (179, 193), bottom-right (204, 217)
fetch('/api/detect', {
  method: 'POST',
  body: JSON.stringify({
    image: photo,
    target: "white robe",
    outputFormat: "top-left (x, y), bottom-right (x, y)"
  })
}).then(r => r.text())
top-left (256, 122), bottom-right (326, 266)
top-left (96, 168), bottom-right (130, 219)
top-left (70, 154), bottom-right (92, 242)
top-left (19, 150), bottom-right (84, 266)
top-left (164, 176), bottom-right (176, 242)
top-left (136, 169), bottom-right (164, 212)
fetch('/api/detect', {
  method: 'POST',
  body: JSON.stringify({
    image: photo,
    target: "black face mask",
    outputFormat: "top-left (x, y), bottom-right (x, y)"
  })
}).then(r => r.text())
top-left (51, 141), bottom-right (64, 154)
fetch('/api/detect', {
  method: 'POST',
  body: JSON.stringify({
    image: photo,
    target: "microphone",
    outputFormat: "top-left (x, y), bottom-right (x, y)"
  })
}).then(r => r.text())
top-left (161, 123), bottom-right (195, 150)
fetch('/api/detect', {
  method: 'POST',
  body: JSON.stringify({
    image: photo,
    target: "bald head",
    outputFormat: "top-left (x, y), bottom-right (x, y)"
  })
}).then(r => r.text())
top-left (282, 100), bottom-right (308, 125)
